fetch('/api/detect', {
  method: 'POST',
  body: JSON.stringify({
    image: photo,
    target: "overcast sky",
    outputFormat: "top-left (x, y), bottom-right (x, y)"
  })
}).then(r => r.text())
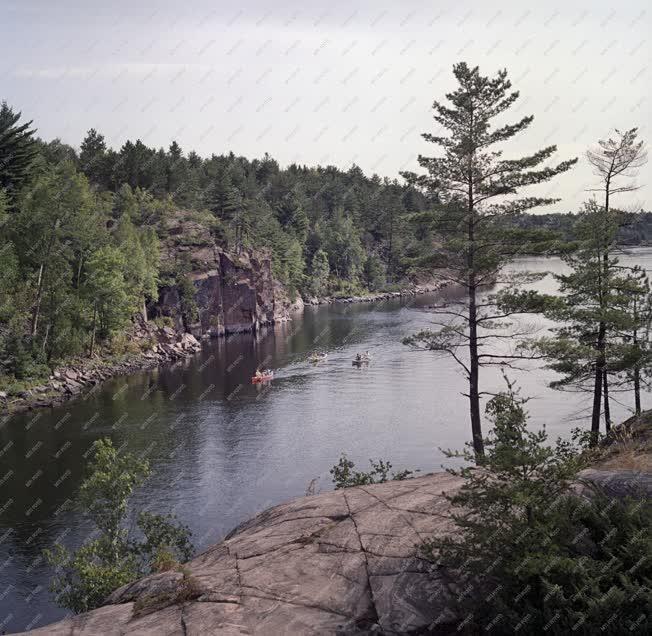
top-left (1, 0), bottom-right (650, 210)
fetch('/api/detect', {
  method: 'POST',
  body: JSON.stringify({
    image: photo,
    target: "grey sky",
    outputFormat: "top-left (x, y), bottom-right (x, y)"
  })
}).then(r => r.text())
top-left (2, 0), bottom-right (650, 209)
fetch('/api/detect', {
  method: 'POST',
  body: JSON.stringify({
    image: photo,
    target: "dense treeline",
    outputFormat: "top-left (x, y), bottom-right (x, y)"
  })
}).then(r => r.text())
top-left (0, 100), bottom-right (433, 388)
top-left (38, 124), bottom-right (435, 295)
top-left (514, 210), bottom-right (652, 245)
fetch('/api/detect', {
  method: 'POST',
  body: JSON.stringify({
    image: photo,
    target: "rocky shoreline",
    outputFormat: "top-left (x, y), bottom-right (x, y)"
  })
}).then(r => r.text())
top-left (1, 281), bottom-right (444, 416)
top-left (0, 321), bottom-right (203, 415)
top-left (306, 280), bottom-right (447, 306)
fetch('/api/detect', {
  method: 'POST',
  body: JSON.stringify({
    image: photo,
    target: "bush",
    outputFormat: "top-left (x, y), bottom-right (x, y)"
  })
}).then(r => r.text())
top-left (330, 278), bottom-right (366, 298)
top-left (330, 454), bottom-right (417, 489)
top-left (45, 439), bottom-right (193, 614)
top-left (152, 316), bottom-right (175, 329)
top-left (424, 380), bottom-right (651, 634)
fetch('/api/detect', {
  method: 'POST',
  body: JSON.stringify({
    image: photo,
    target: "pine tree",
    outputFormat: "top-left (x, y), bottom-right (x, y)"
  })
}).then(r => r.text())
top-left (612, 265), bottom-right (652, 416)
top-left (79, 128), bottom-right (107, 185)
top-left (0, 102), bottom-right (38, 200)
top-left (585, 128), bottom-right (647, 424)
top-left (528, 201), bottom-right (638, 439)
top-left (204, 171), bottom-right (234, 218)
top-left (402, 62), bottom-right (577, 456)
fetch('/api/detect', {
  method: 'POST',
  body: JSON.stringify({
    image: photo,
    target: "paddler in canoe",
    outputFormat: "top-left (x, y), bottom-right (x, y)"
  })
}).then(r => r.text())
top-left (353, 352), bottom-right (370, 365)
top-left (252, 368), bottom-right (274, 383)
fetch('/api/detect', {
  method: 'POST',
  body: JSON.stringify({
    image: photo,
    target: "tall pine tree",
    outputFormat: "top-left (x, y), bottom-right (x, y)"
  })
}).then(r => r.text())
top-left (402, 63), bottom-right (577, 456)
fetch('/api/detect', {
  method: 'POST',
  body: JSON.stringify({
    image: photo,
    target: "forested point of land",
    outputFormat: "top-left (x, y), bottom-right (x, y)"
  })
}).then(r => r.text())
top-left (514, 210), bottom-right (652, 246)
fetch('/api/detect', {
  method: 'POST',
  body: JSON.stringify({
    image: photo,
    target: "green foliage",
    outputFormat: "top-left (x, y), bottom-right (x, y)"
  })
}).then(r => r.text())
top-left (177, 274), bottom-right (198, 328)
top-left (0, 101), bottom-right (39, 200)
top-left (516, 200), bottom-right (652, 436)
top-left (330, 453), bottom-right (417, 489)
top-left (401, 62), bottom-right (577, 457)
top-left (309, 249), bottom-right (330, 297)
top-left (136, 512), bottom-right (194, 564)
top-left (45, 540), bottom-right (138, 615)
top-left (324, 208), bottom-right (365, 280)
top-left (362, 253), bottom-right (385, 291)
top-left (85, 246), bottom-right (132, 340)
top-left (45, 438), bottom-right (193, 614)
top-left (424, 381), bottom-right (651, 634)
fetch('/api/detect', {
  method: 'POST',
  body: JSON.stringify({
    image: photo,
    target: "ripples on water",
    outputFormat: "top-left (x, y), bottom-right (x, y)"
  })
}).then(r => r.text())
top-left (2, 249), bottom-right (651, 631)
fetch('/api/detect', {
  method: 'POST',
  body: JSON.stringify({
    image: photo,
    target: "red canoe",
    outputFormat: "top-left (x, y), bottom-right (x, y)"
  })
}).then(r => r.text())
top-left (252, 372), bottom-right (274, 384)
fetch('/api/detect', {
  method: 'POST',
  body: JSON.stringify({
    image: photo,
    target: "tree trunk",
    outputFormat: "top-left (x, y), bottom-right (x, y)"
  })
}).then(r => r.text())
top-left (467, 210), bottom-right (483, 456)
top-left (31, 263), bottom-right (44, 337)
top-left (387, 208), bottom-right (394, 281)
top-left (89, 303), bottom-right (97, 357)
top-left (602, 369), bottom-right (611, 432)
top-left (468, 281), bottom-right (484, 458)
top-left (76, 253), bottom-right (84, 291)
top-left (466, 109), bottom-right (483, 459)
top-left (591, 323), bottom-right (606, 444)
top-left (633, 316), bottom-right (641, 415)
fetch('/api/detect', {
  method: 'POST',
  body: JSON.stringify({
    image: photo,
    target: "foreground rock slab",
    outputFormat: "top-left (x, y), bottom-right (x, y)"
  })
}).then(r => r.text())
top-left (23, 443), bottom-right (651, 635)
top-left (25, 473), bottom-right (465, 635)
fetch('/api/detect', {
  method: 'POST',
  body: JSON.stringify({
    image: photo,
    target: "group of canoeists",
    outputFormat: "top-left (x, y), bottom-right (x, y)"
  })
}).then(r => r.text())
top-left (252, 350), bottom-right (371, 383)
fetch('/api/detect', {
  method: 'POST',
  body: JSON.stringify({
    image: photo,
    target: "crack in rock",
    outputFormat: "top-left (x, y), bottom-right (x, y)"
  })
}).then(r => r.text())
top-left (342, 490), bottom-right (381, 627)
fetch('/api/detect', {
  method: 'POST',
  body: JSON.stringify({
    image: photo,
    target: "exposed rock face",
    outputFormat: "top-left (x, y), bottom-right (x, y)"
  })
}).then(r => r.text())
top-left (152, 211), bottom-right (302, 338)
top-left (22, 452), bottom-right (651, 636)
top-left (24, 473), bottom-right (465, 635)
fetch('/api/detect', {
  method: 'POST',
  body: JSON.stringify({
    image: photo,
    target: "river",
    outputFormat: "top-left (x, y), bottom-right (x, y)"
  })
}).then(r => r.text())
top-left (2, 249), bottom-right (651, 632)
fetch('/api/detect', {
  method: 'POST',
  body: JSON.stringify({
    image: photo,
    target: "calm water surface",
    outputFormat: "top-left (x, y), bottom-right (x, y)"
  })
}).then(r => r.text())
top-left (2, 249), bottom-right (651, 632)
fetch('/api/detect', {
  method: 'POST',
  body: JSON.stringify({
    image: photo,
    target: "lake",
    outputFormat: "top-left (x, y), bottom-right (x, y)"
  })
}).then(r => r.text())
top-left (2, 249), bottom-right (651, 632)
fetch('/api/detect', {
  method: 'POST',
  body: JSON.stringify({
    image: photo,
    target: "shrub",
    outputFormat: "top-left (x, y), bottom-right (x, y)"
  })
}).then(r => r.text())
top-left (45, 439), bottom-right (193, 614)
top-left (330, 453), bottom-right (417, 489)
top-left (424, 380), bottom-right (651, 634)
top-left (152, 316), bottom-right (175, 329)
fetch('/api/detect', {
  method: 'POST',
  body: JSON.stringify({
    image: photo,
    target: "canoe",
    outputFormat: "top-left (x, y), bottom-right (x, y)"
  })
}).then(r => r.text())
top-left (252, 372), bottom-right (274, 383)
top-left (352, 359), bottom-right (369, 366)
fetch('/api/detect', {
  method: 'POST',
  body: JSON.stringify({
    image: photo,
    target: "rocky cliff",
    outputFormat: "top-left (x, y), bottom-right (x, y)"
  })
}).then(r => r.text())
top-left (152, 211), bottom-right (302, 338)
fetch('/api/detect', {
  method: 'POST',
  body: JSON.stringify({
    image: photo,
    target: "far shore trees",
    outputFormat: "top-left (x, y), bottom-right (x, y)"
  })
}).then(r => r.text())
top-left (402, 62), bottom-right (577, 457)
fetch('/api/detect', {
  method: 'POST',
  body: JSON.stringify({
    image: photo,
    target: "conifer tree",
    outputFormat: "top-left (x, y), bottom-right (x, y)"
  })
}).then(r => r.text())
top-left (585, 128), bottom-right (647, 423)
top-left (402, 62), bottom-right (577, 456)
top-left (0, 102), bottom-right (38, 200)
top-left (611, 265), bottom-right (652, 416)
top-left (522, 201), bottom-right (640, 439)
top-left (79, 128), bottom-right (107, 186)
top-left (426, 378), bottom-right (651, 633)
